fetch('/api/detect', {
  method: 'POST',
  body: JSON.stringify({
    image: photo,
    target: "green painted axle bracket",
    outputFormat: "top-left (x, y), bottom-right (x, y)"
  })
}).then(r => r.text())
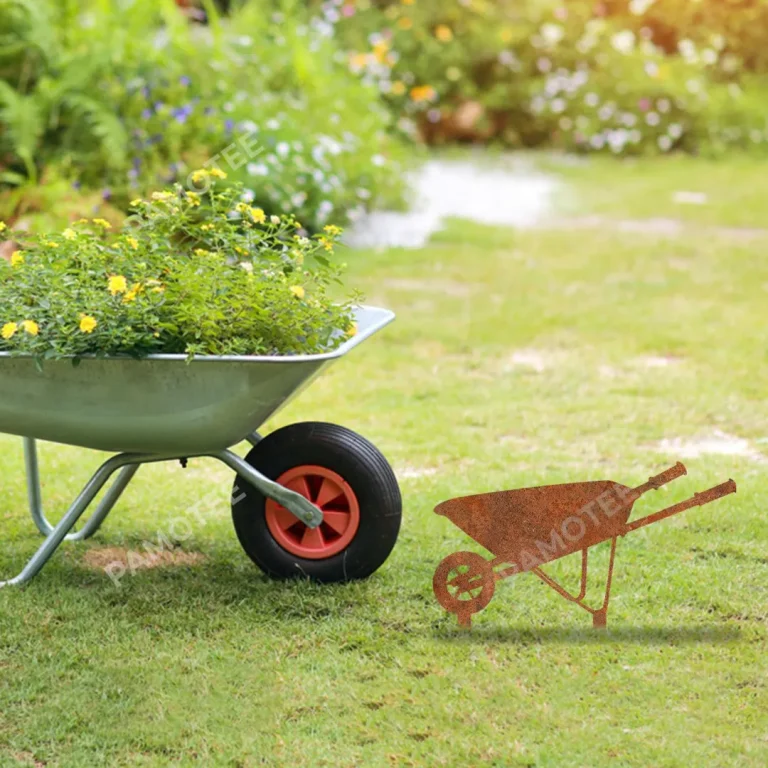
top-left (0, 438), bottom-right (322, 589)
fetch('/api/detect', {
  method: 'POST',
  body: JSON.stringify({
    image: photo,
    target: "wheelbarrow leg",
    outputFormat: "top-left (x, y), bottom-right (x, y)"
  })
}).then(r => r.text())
top-left (1, 453), bottom-right (143, 588)
top-left (24, 438), bottom-right (139, 541)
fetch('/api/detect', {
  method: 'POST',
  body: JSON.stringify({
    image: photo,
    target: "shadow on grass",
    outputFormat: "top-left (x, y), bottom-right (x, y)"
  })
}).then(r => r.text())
top-left (435, 624), bottom-right (742, 645)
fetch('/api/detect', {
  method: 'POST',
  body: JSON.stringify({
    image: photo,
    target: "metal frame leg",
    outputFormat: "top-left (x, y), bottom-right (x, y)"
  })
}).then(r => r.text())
top-left (1, 452), bottom-right (145, 588)
top-left (210, 449), bottom-right (322, 528)
top-left (24, 438), bottom-right (139, 541)
top-left (2, 444), bottom-right (321, 589)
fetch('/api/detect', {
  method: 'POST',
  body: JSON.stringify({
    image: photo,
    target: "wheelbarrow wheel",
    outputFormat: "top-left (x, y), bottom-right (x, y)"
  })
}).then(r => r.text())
top-left (433, 551), bottom-right (496, 627)
top-left (232, 422), bottom-right (401, 583)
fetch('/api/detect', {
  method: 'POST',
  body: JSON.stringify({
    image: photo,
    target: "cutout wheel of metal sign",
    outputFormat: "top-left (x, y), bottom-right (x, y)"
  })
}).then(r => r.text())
top-left (433, 551), bottom-right (496, 628)
top-left (232, 422), bottom-right (402, 583)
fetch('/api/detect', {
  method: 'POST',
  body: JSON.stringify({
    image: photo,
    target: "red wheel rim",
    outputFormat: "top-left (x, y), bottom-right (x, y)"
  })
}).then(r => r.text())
top-left (265, 465), bottom-right (361, 560)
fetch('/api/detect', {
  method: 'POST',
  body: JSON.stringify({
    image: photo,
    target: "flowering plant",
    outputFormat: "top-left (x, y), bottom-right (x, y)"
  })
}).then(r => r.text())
top-left (0, 172), bottom-right (358, 360)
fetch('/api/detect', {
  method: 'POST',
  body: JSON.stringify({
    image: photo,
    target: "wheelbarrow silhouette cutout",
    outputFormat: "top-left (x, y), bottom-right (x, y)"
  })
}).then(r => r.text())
top-left (433, 463), bottom-right (736, 628)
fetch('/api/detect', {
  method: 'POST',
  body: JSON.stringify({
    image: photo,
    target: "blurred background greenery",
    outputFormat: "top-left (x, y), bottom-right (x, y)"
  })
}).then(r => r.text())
top-left (1, 0), bottom-right (767, 232)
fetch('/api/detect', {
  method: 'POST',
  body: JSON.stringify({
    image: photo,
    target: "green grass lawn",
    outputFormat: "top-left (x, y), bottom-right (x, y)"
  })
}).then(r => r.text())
top-left (1, 154), bottom-right (767, 767)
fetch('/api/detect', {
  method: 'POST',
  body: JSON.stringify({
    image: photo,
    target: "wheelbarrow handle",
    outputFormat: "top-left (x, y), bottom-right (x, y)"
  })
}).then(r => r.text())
top-left (625, 479), bottom-right (737, 533)
top-left (630, 461), bottom-right (687, 498)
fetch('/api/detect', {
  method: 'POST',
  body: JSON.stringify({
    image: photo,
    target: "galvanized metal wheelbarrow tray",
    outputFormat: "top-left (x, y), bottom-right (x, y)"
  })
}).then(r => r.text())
top-left (0, 305), bottom-right (394, 588)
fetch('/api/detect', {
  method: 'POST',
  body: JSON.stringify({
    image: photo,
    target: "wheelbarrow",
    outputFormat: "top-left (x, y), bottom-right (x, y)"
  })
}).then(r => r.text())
top-left (0, 306), bottom-right (401, 587)
top-left (433, 463), bottom-right (736, 628)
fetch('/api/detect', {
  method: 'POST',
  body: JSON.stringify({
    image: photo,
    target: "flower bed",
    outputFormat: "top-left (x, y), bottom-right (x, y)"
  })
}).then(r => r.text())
top-left (0, 174), bottom-right (356, 360)
top-left (320, 0), bottom-right (768, 156)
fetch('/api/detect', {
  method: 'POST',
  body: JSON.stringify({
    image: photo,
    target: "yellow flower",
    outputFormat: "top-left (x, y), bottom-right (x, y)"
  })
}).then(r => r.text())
top-left (410, 85), bottom-right (437, 103)
top-left (123, 283), bottom-right (143, 303)
top-left (130, 198), bottom-right (143, 207)
top-left (235, 246), bottom-right (249, 256)
top-left (319, 236), bottom-right (334, 252)
top-left (76, 218), bottom-right (89, 225)
top-left (191, 169), bottom-right (209, 184)
top-left (290, 285), bottom-right (306, 300)
top-left (347, 322), bottom-right (358, 338)
top-left (251, 207), bottom-right (266, 224)
top-left (373, 41), bottom-right (389, 63)
top-left (397, 17), bottom-right (413, 30)
top-left (323, 224), bottom-right (342, 236)
top-left (186, 191), bottom-right (201, 207)
top-left (402, 0), bottom-right (414, 5)
top-left (151, 191), bottom-right (173, 203)
top-left (108, 275), bottom-right (128, 295)
top-left (93, 218), bottom-right (112, 229)
top-left (194, 248), bottom-right (211, 257)
top-left (62, 228), bottom-right (76, 241)
top-left (10, 251), bottom-right (24, 268)
top-left (125, 236), bottom-right (139, 250)
top-left (209, 167), bottom-right (227, 179)
top-left (435, 25), bottom-right (453, 42)
top-left (200, 223), bottom-right (214, 231)
top-left (349, 52), bottom-right (369, 69)
top-left (0, 222), bottom-right (6, 232)
top-left (1, 322), bottom-right (17, 340)
top-left (79, 315), bottom-right (97, 334)
top-left (500, 27), bottom-right (514, 43)
top-left (391, 81), bottom-right (406, 96)
top-left (21, 320), bottom-right (39, 336)
top-left (44, 240), bottom-right (60, 248)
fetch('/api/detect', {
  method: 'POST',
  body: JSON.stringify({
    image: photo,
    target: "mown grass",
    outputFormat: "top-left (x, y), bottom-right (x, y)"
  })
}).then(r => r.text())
top-left (1, 154), bottom-right (767, 767)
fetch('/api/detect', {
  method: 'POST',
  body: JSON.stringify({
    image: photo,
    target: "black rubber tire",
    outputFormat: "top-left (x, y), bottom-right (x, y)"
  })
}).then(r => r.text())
top-left (232, 422), bottom-right (402, 582)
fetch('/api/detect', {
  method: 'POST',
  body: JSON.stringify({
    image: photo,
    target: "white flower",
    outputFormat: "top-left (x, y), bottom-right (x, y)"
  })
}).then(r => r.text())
top-left (629, 0), bottom-right (655, 14)
top-left (372, 154), bottom-right (386, 167)
top-left (247, 163), bottom-right (268, 176)
top-left (678, 39), bottom-right (697, 62)
top-left (276, 142), bottom-right (290, 158)
top-left (646, 112), bottom-right (661, 126)
top-left (239, 262), bottom-right (254, 273)
top-left (702, 48), bottom-right (718, 66)
top-left (668, 123), bottom-right (684, 139)
top-left (657, 99), bottom-right (671, 114)
top-left (658, 135), bottom-right (673, 152)
top-left (585, 92), bottom-right (600, 107)
top-left (621, 112), bottom-right (638, 127)
top-left (611, 30), bottom-right (635, 55)
top-left (551, 98), bottom-right (566, 114)
top-left (540, 23), bottom-right (565, 47)
top-left (598, 104), bottom-right (615, 121)
top-left (589, 134), bottom-right (606, 149)
top-left (559, 117), bottom-right (573, 131)
top-left (270, 215), bottom-right (280, 224)
top-left (537, 57), bottom-right (552, 73)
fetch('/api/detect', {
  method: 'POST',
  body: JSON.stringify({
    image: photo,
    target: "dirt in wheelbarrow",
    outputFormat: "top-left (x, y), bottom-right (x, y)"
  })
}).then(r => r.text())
top-left (82, 546), bottom-right (207, 572)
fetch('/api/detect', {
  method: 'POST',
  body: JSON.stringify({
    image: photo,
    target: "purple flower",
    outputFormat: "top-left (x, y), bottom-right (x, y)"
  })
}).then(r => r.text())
top-left (141, 85), bottom-right (151, 99)
top-left (128, 168), bottom-right (139, 180)
top-left (154, 101), bottom-right (165, 112)
top-left (225, 119), bottom-right (235, 133)
top-left (179, 76), bottom-right (191, 87)
top-left (141, 108), bottom-right (152, 120)
top-left (72, 180), bottom-right (82, 190)
top-left (102, 188), bottom-right (112, 201)
top-left (172, 104), bottom-right (194, 123)
top-left (132, 157), bottom-right (142, 170)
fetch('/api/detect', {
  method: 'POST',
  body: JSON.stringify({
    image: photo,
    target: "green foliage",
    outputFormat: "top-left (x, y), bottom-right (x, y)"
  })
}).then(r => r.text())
top-left (0, 0), bottom-right (405, 230)
top-left (0, 174), bottom-right (357, 359)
